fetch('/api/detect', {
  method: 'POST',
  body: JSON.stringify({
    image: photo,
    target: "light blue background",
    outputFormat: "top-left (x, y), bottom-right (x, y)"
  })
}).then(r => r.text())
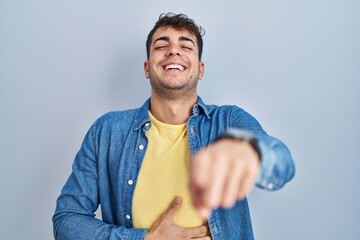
top-left (1, 0), bottom-right (359, 239)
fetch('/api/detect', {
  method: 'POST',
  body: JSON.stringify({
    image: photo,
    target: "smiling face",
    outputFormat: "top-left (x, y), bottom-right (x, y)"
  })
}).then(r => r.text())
top-left (144, 27), bottom-right (204, 101)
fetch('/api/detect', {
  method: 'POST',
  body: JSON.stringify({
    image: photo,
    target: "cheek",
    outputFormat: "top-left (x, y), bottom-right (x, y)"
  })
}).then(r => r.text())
top-left (151, 63), bottom-right (160, 73)
top-left (149, 58), bottom-right (161, 69)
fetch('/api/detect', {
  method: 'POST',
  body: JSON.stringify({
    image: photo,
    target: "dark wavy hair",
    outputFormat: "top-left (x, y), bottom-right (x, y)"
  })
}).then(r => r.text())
top-left (146, 13), bottom-right (205, 60)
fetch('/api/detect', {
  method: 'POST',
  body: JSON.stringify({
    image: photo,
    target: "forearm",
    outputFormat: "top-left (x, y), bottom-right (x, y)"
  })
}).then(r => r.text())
top-left (229, 106), bottom-right (295, 191)
top-left (53, 212), bottom-right (147, 240)
top-left (53, 123), bottom-right (148, 240)
top-left (217, 128), bottom-right (295, 191)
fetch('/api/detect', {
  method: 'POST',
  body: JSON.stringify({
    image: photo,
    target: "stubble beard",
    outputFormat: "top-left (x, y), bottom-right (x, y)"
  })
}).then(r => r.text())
top-left (149, 74), bottom-right (199, 102)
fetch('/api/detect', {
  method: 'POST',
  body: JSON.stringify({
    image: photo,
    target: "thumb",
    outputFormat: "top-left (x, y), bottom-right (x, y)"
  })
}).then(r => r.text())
top-left (163, 196), bottom-right (182, 219)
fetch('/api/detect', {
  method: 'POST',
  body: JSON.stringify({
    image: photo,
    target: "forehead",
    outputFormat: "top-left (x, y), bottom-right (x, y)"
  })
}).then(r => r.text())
top-left (151, 26), bottom-right (197, 45)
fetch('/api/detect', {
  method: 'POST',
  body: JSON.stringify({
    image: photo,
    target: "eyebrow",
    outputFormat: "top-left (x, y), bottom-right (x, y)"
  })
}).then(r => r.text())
top-left (179, 36), bottom-right (196, 46)
top-left (153, 36), bottom-right (196, 46)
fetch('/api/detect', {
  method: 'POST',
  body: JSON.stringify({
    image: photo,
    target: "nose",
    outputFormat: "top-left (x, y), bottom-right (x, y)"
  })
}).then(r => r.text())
top-left (166, 44), bottom-right (181, 57)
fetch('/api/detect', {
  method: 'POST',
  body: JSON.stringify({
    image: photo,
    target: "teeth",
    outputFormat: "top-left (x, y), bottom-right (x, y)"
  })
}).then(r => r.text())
top-left (165, 64), bottom-right (184, 71)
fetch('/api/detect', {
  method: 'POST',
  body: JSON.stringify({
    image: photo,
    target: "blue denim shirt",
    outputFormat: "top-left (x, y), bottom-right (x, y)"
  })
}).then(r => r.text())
top-left (53, 97), bottom-right (295, 240)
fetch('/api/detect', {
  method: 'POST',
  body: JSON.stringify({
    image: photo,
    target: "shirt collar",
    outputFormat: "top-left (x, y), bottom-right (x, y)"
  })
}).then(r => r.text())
top-left (133, 96), bottom-right (211, 131)
top-left (133, 98), bottom-right (151, 131)
top-left (192, 96), bottom-right (211, 119)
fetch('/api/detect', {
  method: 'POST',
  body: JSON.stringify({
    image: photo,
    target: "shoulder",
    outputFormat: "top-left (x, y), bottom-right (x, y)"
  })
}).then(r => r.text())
top-left (201, 100), bottom-right (262, 130)
top-left (202, 101), bottom-right (248, 118)
top-left (98, 108), bottom-right (137, 123)
top-left (198, 96), bottom-right (246, 114)
top-left (90, 108), bottom-right (138, 132)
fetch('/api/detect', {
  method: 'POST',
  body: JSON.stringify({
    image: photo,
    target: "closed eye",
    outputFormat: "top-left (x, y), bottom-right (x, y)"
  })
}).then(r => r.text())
top-left (155, 46), bottom-right (167, 50)
top-left (181, 46), bottom-right (192, 50)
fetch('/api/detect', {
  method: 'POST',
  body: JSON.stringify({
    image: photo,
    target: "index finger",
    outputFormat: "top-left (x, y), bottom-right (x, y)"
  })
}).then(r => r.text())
top-left (183, 224), bottom-right (209, 238)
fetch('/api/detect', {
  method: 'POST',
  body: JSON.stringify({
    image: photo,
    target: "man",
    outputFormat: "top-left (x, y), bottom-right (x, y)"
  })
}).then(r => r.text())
top-left (53, 13), bottom-right (295, 240)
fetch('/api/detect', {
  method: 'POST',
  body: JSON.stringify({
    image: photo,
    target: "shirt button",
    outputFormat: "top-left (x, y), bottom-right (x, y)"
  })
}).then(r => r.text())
top-left (189, 127), bottom-right (194, 134)
top-left (128, 179), bottom-right (134, 185)
top-left (268, 183), bottom-right (274, 190)
top-left (138, 144), bottom-right (144, 150)
top-left (145, 122), bottom-right (150, 127)
top-left (125, 214), bottom-right (131, 220)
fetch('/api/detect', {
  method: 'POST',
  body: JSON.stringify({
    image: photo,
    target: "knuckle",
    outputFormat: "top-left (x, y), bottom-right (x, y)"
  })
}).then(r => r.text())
top-left (222, 198), bottom-right (235, 208)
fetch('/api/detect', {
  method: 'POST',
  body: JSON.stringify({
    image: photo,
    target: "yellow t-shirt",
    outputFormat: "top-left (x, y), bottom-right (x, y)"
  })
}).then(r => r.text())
top-left (132, 111), bottom-right (205, 228)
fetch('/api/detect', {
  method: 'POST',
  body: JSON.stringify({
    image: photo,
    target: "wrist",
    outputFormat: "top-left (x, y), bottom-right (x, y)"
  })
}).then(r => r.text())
top-left (217, 128), bottom-right (261, 161)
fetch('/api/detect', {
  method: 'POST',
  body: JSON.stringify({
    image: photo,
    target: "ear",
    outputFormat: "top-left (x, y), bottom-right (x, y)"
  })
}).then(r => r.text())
top-left (144, 60), bottom-right (150, 79)
top-left (198, 61), bottom-right (205, 80)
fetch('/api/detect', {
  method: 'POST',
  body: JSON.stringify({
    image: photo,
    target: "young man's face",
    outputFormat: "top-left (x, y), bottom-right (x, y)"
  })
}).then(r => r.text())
top-left (144, 26), bottom-right (204, 99)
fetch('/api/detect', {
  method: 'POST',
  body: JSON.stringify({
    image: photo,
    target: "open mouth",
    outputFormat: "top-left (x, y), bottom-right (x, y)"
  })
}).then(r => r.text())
top-left (163, 64), bottom-right (186, 71)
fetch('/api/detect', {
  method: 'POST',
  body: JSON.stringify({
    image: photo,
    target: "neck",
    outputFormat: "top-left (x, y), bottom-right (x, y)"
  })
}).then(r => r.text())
top-left (149, 92), bottom-right (197, 125)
